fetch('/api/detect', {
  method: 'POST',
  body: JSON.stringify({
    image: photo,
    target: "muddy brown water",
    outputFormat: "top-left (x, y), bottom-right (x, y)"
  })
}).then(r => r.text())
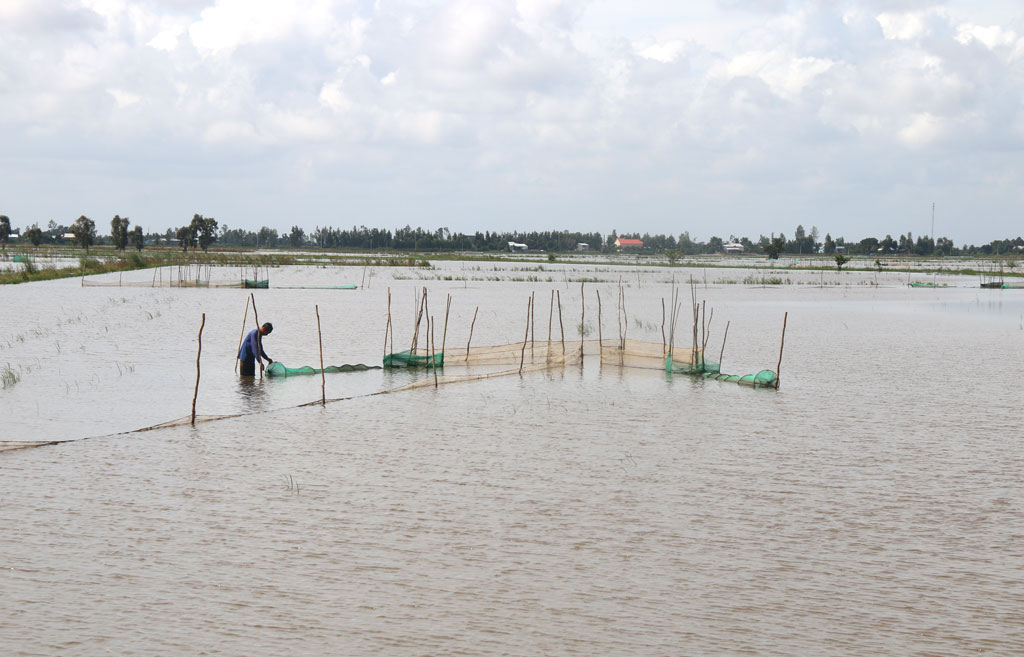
top-left (2, 262), bottom-right (1022, 656)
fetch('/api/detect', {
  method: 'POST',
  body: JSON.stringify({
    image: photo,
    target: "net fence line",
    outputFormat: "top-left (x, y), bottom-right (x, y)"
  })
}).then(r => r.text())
top-left (2, 338), bottom-right (773, 454)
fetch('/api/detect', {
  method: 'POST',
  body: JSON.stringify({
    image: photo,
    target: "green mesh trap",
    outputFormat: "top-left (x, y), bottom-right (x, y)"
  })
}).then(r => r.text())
top-left (382, 350), bottom-right (444, 369)
top-left (265, 361), bottom-right (380, 377)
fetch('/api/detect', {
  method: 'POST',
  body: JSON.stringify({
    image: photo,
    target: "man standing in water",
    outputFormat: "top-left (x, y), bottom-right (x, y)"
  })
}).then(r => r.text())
top-left (238, 322), bottom-right (273, 376)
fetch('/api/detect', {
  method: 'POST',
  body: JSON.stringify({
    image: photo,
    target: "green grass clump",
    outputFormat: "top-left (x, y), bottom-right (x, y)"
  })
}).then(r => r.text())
top-left (1, 363), bottom-right (20, 389)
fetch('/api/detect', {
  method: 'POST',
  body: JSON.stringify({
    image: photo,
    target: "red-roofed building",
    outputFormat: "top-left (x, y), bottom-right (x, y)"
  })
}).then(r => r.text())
top-left (614, 238), bottom-right (644, 250)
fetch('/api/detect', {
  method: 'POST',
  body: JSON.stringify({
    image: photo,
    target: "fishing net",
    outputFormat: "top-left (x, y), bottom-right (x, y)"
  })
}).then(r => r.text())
top-left (387, 340), bottom-right (583, 392)
top-left (266, 362), bottom-right (380, 377)
top-left (383, 350), bottom-right (445, 368)
top-left (599, 338), bottom-right (778, 388)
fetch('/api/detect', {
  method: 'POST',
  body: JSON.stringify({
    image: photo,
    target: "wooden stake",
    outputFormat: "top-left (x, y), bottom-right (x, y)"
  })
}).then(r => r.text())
top-left (466, 306), bottom-right (478, 361)
top-left (548, 290), bottom-right (554, 343)
top-left (411, 288), bottom-right (426, 353)
top-left (719, 320), bottom-right (730, 369)
top-left (423, 291), bottom-right (430, 357)
top-left (234, 295), bottom-right (250, 373)
top-left (661, 298), bottom-right (666, 356)
top-left (596, 289), bottom-right (603, 351)
top-left (519, 295), bottom-right (531, 374)
top-left (703, 307), bottom-right (714, 353)
top-left (250, 292), bottom-right (263, 379)
top-left (579, 281), bottom-right (585, 360)
top-left (556, 290), bottom-right (565, 355)
top-left (431, 317), bottom-right (439, 388)
top-left (191, 313), bottom-right (205, 426)
top-left (530, 291), bottom-right (536, 353)
top-left (384, 287), bottom-right (392, 359)
top-left (316, 304), bottom-right (325, 406)
top-left (701, 300), bottom-right (706, 366)
top-left (620, 284), bottom-right (627, 348)
top-left (441, 294), bottom-right (451, 355)
top-left (617, 278), bottom-right (623, 349)
top-left (775, 311), bottom-right (788, 390)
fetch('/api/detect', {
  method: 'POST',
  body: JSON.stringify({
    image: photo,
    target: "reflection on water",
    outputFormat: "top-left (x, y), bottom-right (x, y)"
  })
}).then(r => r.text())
top-left (236, 375), bottom-right (270, 413)
top-left (1, 265), bottom-right (1023, 656)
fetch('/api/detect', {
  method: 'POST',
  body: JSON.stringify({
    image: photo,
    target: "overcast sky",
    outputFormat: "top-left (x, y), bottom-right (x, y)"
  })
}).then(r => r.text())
top-left (1, 0), bottom-right (1021, 244)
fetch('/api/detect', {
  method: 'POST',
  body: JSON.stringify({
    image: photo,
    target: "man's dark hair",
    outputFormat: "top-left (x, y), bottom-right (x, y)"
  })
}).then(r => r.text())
top-left (262, 322), bottom-right (273, 334)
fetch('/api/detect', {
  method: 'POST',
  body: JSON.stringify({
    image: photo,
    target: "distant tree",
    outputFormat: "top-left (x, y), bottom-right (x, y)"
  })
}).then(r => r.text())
top-left (707, 236), bottom-right (724, 254)
top-left (257, 226), bottom-right (278, 248)
top-left (665, 248), bottom-right (680, 265)
top-left (823, 233), bottom-right (835, 255)
top-left (72, 215), bottom-right (96, 252)
top-left (835, 254), bottom-right (850, 270)
top-left (763, 236), bottom-right (785, 260)
top-left (131, 225), bottom-right (145, 251)
top-left (176, 225), bottom-right (192, 252)
top-left (289, 225), bottom-right (306, 248)
top-left (26, 226), bottom-right (43, 247)
top-left (858, 237), bottom-right (879, 254)
top-left (110, 215), bottom-right (130, 252)
top-left (191, 215), bottom-right (218, 252)
top-left (0, 215), bottom-right (10, 251)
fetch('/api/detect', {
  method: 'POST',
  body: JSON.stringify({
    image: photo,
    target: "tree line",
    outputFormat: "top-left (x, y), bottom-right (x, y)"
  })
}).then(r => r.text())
top-left (1, 215), bottom-right (1021, 258)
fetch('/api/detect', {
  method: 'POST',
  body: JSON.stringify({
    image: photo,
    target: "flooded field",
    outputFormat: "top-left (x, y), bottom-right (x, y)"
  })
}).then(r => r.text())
top-left (2, 260), bottom-right (1022, 656)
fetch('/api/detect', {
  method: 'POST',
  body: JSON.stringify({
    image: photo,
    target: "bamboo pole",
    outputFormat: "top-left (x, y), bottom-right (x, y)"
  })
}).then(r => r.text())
top-left (519, 295), bottom-right (532, 374)
top-left (191, 313), bottom-right (205, 426)
top-left (556, 290), bottom-right (565, 355)
top-left (529, 291), bottom-right (536, 358)
top-left (616, 278), bottom-right (623, 349)
top-left (234, 295), bottom-right (251, 373)
top-left (621, 284), bottom-right (627, 348)
top-left (384, 287), bottom-right (392, 359)
top-left (775, 312), bottom-right (788, 390)
top-left (700, 300), bottom-right (706, 366)
top-left (423, 291), bottom-right (430, 358)
top-left (250, 293), bottom-right (263, 379)
top-left (431, 317), bottom-right (439, 388)
top-left (466, 306), bottom-right (478, 361)
top-left (441, 294), bottom-right (451, 355)
top-left (579, 282), bottom-right (584, 360)
top-left (703, 307), bottom-right (713, 353)
top-left (596, 289), bottom-right (602, 351)
top-left (661, 298), bottom-right (666, 355)
top-left (411, 288), bottom-right (426, 353)
top-left (316, 304), bottom-right (326, 406)
top-left (548, 290), bottom-right (554, 343)
top-left (691, 304), bottom-right (698, 369)
top-left (718, 320), bottom-right (730, 369)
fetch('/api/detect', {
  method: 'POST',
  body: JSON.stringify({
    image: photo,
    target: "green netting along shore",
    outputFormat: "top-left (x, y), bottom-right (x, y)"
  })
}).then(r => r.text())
top-left (665, 355), bottom-right (777, 387)
top-left (383, 350), bottom-right (444, 369)
top-left (266, 362), bottom-right (381, 377)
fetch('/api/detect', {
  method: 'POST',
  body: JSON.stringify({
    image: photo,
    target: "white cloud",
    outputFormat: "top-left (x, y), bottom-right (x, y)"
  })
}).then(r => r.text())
top-left (898, 112), bottom-right (947, 147)
top-left (877, 11), bottom-right (929, 40)
top-left (1, 0), bottom-right (1023, 242)
top-left (955, 23), bottom-right (1018, 49)
top-left (107, 88), bottom-right (141, 107)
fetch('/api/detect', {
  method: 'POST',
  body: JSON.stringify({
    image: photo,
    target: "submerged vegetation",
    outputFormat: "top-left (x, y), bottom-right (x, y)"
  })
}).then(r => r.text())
top-left (0, 248), bottom-right (433, 285)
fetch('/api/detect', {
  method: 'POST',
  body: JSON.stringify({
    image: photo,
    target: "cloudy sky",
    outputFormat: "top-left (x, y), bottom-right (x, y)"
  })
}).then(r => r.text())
top-left (1, 0), bottom-right (1021, 243)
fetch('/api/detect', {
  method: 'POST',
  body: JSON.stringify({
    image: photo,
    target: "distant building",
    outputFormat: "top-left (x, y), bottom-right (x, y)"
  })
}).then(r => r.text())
top-left (576, 243), bottom-right (589, 252)
top-left (615, 238), bottom-right (643, 250)
top-left (723, 243), bottom-right (744, 253)
top-left (508, 241), bottom-right (528, 252)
